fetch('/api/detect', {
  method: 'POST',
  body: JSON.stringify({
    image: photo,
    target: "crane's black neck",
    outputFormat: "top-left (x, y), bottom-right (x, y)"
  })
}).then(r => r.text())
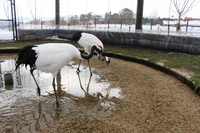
top-left (80, 45), bottom-right (99, 59)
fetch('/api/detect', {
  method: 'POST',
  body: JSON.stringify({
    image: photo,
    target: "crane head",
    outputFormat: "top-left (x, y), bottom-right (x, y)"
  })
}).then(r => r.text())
top-left (102, 56), bottom-right (111, 66)
top-left (96, 45), bottom-right (103, 61)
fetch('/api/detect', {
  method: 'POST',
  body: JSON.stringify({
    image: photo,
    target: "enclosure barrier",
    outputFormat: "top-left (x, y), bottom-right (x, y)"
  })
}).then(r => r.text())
top-left (18, 29), bottom-right (200, 54)
top-left (18, 29), bottom-right (56, 41)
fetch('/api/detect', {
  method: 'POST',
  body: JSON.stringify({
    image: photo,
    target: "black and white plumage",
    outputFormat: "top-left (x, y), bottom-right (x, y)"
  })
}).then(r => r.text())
top-left (72, 32), bottom-right (104, 56)
top-left (15, 43), bottom-right (103, 107)
top-left (72, 32), bottom-right (110, 73)
top-left (102, 56), bottom-right (110, 65)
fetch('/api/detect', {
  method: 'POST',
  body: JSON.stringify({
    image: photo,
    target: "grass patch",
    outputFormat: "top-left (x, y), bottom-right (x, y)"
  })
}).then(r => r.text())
top-left (0, 39), bottom-right (67, 49)
top-left (106, 45), bottom-right (199, 71)
top-left (192, 74), bottom-right (200, 90)
top-left (148, 57), bottom-right (159, 62)
top-left (164, 61), bottom-right (182, 68)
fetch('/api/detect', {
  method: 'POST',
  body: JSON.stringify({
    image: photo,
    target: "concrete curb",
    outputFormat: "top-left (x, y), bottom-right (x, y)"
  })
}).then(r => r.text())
top-left (18, 30), bottom-right (200, 54)
top-left (0, 49), bottom-right (20, 53)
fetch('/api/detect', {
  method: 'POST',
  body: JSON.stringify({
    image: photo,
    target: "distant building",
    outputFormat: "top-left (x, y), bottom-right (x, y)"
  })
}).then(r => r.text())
top-left (185, 18), bottom-right (200, 27)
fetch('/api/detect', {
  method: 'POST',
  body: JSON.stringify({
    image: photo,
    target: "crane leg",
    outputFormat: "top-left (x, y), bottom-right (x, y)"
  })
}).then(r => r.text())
top-left (88, 59), bottom-right (92, 77)
top-left (76, 60), bottom-right (92, 94)
top-left (30, 69), bottom-right (41, 96)
top-left (86, 73), bottom-right (92, 93)
top-left (76, 60), bottom-right (81, 74)
top-left (86, 59), bottom-right (92, 92)
top-left (76, 60), bottom-right (86, 93)
top-left (77, 72), bottom-right (86, 94)
top-left (52, 77), bottom-right (60, 107)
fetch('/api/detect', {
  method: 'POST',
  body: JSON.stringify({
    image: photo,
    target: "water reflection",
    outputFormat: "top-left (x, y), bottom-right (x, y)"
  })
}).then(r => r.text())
top-left (0, 57), bottom-right (122, 104)
top-left (0, 54), bottom-right (122, 132)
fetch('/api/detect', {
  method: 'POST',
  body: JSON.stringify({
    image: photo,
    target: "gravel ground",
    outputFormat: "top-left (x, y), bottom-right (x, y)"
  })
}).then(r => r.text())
top-left (47, 57), bottom-right (200, 133)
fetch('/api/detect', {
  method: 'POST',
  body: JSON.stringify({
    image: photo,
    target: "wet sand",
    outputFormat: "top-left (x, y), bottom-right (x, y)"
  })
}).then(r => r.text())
top-left (48, 57), bottom-right (200, 133)
top-left (1, 55), bottom-right (200, 133)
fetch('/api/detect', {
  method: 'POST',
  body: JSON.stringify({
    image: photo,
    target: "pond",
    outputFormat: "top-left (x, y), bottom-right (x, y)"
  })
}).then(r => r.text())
top-left (0, 54), bottom-right (122, 132)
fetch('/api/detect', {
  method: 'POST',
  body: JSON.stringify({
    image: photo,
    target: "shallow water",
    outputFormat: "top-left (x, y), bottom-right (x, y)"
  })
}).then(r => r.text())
top-left (0, 54), bottom-right (121, 132)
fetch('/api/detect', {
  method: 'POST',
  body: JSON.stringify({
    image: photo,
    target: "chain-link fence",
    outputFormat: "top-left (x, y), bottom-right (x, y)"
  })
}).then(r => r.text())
top-left (0, 20), bottom-right (13, 40)
top-left (17, 18), bottom-right (200, 37)
top-left (0, 0), bottom-right (17, 41)
top-left (1, 18), bottom-right (200, 40)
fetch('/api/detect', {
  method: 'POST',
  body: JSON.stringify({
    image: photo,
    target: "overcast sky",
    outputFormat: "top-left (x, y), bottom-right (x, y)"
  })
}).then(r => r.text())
top-left (0, 0), bottom-right (200, 20)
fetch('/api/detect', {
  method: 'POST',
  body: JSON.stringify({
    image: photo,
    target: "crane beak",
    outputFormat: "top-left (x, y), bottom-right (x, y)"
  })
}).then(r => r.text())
top-left (98, 53), bottom-right (103, 61)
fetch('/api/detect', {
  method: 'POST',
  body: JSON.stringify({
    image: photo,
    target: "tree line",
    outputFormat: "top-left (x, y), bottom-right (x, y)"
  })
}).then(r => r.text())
top-left (25, 0), bottom-right (199, 32)
top-left (60, 8), bottom-right (165, 26)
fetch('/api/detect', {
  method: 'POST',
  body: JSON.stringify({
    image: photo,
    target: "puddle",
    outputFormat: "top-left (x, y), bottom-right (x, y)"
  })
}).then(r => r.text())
top-left (0, 54), bottom-right (122, 132)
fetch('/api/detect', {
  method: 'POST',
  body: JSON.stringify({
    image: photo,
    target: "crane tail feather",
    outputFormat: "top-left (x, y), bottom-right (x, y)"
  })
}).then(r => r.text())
top-left (15, 45), bottom-right (38, 70)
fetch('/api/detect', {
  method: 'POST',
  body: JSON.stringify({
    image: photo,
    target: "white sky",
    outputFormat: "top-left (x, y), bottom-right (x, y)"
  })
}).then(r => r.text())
top-left (0, 0), bottom-right (200, 20)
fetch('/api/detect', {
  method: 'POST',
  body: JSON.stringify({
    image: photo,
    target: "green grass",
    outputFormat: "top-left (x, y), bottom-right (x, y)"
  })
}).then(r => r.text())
top-left (192, 75), bottom-right (200, 90)
top-left (0, 39), bottom-right (67, 49)
top-left (105, 46), bottom-right (199, 71)
top-left (0, 39), bottom-right (200, 89)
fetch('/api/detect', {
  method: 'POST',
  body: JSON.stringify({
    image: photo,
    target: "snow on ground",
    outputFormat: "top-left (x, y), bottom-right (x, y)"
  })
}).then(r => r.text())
top-left (1, 24), bottom-right (200, 40)
top-left (0, 29), bottom-right (13, 40)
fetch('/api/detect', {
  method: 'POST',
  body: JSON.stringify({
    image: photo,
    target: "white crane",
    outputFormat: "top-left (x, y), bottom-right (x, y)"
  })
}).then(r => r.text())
top-left (15, 43), bottom-right (107, 107)
top-left (72, 32), bottom-right (108, 74)
top-left (72, 32), bottom-right (110, 90)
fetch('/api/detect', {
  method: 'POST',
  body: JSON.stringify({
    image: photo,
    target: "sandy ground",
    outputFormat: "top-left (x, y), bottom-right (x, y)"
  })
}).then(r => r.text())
top-left (46, 57), bottom-right (200, 133)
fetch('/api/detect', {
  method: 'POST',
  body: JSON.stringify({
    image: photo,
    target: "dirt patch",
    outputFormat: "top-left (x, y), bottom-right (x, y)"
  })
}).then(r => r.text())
top-left (47, 57), bottom-right (200, 133)
top-left (0, 54), bottom-right (199, 133)
top-left (0, 53), bottom-right (17, 62)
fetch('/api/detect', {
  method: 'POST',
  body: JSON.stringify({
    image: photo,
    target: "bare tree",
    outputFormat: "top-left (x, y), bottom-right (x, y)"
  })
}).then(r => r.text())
top-left (149, 10), bottom-right (159, 20)
top-left (149, 10), bottom-right (159, 30)
top-left (172, 0), bottom-right (199, 31)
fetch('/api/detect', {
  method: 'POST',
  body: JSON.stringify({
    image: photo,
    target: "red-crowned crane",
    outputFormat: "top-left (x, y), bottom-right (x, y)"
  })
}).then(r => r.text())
top-left (72, 32), bottom-right (110, 75)
top-left (15, 43), bottom-right (108, 107)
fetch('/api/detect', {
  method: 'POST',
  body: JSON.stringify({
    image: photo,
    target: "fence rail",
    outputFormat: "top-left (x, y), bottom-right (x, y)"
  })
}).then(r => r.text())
top-left (19, 18), bottom-right (200, 36)
top-left (1, 18), bottom-right (200, 41)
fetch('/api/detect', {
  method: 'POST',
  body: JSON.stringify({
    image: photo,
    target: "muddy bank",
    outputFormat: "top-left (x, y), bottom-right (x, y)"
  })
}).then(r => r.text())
top-left (0, 55), bottom-right (200, 133)
top-left (48, 57), bottom-right (200, 133)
